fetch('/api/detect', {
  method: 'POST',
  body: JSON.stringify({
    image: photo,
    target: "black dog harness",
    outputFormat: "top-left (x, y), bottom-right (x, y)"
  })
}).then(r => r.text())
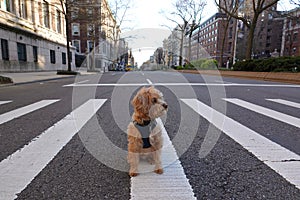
top-left (133, 120), bottom-right (157, 148)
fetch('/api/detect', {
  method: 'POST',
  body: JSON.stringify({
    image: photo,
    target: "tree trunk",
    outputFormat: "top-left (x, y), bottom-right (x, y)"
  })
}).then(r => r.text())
top-left (179, 30), bottom-right (184, 66)
top-left (65, 4), bottom-right (71, 71)
top-left (188, 32), bottom-right (192, 62)
top-left (220, 18), bottom-right (230, 68)
top-left (245, 15), bottom-right (258, 60)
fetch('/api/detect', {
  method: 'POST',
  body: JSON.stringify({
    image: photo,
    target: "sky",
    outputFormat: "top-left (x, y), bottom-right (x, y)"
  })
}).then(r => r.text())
top-left (110, 0), bottom-right (297, 66)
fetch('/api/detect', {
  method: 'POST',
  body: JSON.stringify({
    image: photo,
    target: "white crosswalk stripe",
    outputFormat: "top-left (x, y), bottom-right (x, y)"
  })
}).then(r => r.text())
top-left (0, 99), bottom-right (106, 200)
top-left (130, 118), bottom-right (196, 200)
top-left (0, 100), bottom-right (60, 125)
top-left (0, 101), bottom-right (12, 106)
top-left (1, 97), bottom-right (300, 198)
top-left (181, 98), bottom-right (300, 190)
top-left (266, 99), bottom-right (300, 109)
top-left (224, 98), bottom-right (300, 128)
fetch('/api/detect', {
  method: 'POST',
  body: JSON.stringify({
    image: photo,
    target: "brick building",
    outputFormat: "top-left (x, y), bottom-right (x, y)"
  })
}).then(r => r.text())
top-left (281, 7), bottom-right (300, 57)
top-left (0, 0), bottom-right (75, 72)
top-left (69, 0), bottom-right (120, 69)
top-left (191, 12), bottom-right (235, 67)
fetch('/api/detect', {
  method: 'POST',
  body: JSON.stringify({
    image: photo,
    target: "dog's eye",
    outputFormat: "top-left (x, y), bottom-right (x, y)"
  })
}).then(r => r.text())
top-left (152, 98), bottom-right (157, 104)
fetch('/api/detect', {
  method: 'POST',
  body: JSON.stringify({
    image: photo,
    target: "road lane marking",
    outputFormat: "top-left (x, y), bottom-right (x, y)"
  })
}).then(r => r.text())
top-left (75, 80), bottom-right (90, 84)
top-left (63, 83), bottom-right (300, 88)
top-left (0, 99), bottom-right (106, 200)
top-left (0, 100), bottom-right (60, 125)
top-left (266, 99), bottom-right (300, 109)
top-left (224, 98), bottom-right (300, 128)
top-left (130, 118), bottom-right (196, 200)
top-left (0, 101), bottom-right (12, 106)
top-left (146, 79), bottom-right (153, 84)
top-left (63, 83), bottom-right (150, 87)
top-left (181, 99), bottom-right (300, 190)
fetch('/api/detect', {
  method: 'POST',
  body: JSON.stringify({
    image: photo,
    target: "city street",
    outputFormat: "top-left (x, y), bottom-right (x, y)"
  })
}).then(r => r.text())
top-left (0, 71), bottom-right (300, 199)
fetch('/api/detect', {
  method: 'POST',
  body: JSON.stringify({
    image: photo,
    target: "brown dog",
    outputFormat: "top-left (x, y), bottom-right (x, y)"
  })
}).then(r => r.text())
top-left (127, 86), bottom-right (168, 177)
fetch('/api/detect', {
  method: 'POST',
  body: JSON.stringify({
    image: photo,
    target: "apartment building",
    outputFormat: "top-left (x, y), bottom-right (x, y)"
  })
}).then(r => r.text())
top-left (192, 12), bottom-right (234, 66)
top-left (163, 26), bottom-right (181, 67)
top-left (234, 0), bottom-right (283, 59)
top-left (0, 0), bottom-right (75, 72)
top-left (281, 7), bottom-right (300, 57)
top-left (70, 0), bottom-right (119, 69)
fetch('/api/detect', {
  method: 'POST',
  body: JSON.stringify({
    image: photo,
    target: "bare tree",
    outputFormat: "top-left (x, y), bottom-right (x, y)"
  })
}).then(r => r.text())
top-left (107, 0), bottom-right (133, 63)
top-left (215, 0), bottom-right (280, 60)
top-left (217, 1), bottom-right (239, 68)
top-left (179, 0), bottom-right (206, 62)
top-left (162, 0), bottom-right (206, 65)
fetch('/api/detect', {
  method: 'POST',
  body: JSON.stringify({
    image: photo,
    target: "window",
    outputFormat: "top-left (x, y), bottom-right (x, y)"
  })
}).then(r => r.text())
top-left (56, 10), bottom-right (61, 33)
top-left (294, 33), bottom-right (298, 41)
top-left (71, 8), bottom-right (79, 19)
top-left (19, 0), bottom-right (27, 19)
top-left (62, 52), bottom-right (66, 64)
top-left (72, 40), bottom-right (80, 53)
top-left (17, 43), bottom-right (27, 61)
top-left (87, 24), bottom-right (95, 36)
top-left (33, 46), bottom-right (38, 62)
top-left (72, 23), bottom-right (80, 36)
top-left (3, 0), bottom-right (13, 12)
top-left (87, 8), bottom-right (93, 16)
top-left (1, 39), bottom-right (9, 60)
top-left (229, 27), bottom-right (233, 38)
top-left (43, 1), bottom-right (50, 28)
top-left (50, 50), bottom-right (55, 64)
top-left (87, 41), bottom-right (93, 52)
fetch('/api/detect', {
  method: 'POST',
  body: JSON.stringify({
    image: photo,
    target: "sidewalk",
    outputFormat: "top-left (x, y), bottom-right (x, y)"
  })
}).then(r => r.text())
top-left (178, 70), bottom-right (300, 84)
top-left (0, 68), bottom-right (99, 86)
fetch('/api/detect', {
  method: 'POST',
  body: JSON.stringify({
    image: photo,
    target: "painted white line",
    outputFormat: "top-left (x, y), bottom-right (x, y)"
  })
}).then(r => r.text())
top-left (0, 101), bottom-right (12, 106)
top-left (75, 80), bottom-right (89, 84)
top-left (0, 100), bottom-right (60, 125)
top-left (63, 83), bottom-right (150, 87)
top-left (266, 99), bottom-right (300, 109)
top-left (181, 99), bottom-right (300, 190)
top-left (63, 83), bottom-right (300, 88)
top-left (224, 98), bottom-right (300, 129)
top-left (214, 80), bottom-right (233, 84)
top-left (0, 99), bottom-right (106, 200)
top-left (146, 79), bottom-right (153, 85)
top-left (130, 118), bottom-right (196, 200)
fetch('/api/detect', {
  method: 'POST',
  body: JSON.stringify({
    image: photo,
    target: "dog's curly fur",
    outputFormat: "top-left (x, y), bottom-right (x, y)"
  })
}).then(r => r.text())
top-left (127, 86), bottom-right (168, 177)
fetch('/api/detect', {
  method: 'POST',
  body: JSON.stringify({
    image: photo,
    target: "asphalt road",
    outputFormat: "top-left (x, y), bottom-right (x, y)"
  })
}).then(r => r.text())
top-left (0, 71), bottom-right (300, 199)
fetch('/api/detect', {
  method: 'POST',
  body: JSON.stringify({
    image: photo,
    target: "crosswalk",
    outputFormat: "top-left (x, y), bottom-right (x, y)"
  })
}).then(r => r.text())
top-left (0, 97), bottom-right (299, 199)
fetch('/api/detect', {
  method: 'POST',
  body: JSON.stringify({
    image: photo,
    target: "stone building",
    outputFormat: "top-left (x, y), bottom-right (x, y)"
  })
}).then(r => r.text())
top-left (0, 0), bottom-right (75, 72)
top-left (163, 26), bottom-right (181, 67)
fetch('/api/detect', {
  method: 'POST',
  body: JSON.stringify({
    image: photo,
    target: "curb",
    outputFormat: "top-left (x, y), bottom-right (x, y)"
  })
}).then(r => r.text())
top-left (0, 74), bottom-right (76, 87)
top-left (178, 70), bottom-right (300, 84)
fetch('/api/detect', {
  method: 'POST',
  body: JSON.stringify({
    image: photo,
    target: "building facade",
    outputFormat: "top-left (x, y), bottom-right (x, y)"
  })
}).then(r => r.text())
top-left (0, 0), bottom-right (75, 72)
top-left (281, 7), bottom-right (300, 57)
top-left (163, 26), bottom-right (181, 67)
top-left (192, 12), bottom-right (235, 66)
top-left (69, 0), bottom-right (120, 70)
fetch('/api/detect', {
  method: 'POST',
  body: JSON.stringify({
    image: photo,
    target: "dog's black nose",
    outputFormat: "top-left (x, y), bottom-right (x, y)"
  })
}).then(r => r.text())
top-left (162, 103), bottom-right (168, 109)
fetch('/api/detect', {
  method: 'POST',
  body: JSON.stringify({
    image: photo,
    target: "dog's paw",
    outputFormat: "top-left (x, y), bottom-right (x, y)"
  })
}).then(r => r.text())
top-left (154, 168), bottom-right (163, 174)
top-left (129, 172), bottom-right (138, 177)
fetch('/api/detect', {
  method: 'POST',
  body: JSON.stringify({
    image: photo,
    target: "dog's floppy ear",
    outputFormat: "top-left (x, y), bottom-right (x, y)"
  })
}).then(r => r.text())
top-left (132, 87), bottom-right (144, 107)
top-left (132, 87), bottom-right (150, 109)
